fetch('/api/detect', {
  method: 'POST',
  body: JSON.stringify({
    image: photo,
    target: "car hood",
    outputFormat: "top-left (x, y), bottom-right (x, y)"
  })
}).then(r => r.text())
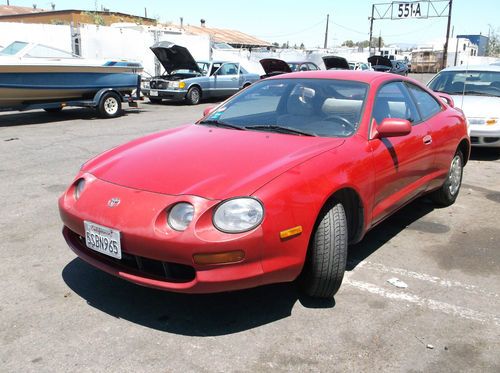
top-left (368, 55), bottom-right (393, 71)
top-left (83, 125), bottom-right (345, 199)
top-left (259, 58), bottom-right (292, 75)
top-left (450, 94), bottom-right (500, 118)
top-left (322, 56), bottom-right (349, 70)
top-left (150, 41), bottom-right (201, 75)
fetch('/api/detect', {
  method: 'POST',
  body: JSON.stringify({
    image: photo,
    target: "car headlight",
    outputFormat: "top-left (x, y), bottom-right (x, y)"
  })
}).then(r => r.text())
top-left (142, 81), bottom-right (150, 89)
top-left (74, 178), bottom-right (85, 200)
top-left (168, 81), bottom-right (186, 89)
top-left (168, 203), bottom-right (194, 231)
top-left (213, 198), bottom-right (264, 233)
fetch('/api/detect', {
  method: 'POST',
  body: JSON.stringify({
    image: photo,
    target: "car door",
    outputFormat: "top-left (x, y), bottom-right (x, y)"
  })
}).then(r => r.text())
top-left (213, 63), bottom-right (240, 97)
top-left (405, 82), bottom-right (454, 188)
top-left (369, 81), bottom-right (434, 224)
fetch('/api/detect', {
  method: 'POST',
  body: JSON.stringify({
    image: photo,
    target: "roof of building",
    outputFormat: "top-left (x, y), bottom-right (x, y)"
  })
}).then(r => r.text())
top-left (181, 24), bottom-right (271, 47)
top-left (0, 5), bottom-right (45, 16)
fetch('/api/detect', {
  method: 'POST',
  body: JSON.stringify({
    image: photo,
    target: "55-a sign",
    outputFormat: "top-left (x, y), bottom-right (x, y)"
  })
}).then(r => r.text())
top-left (392, 1), bottom-right (430, 19)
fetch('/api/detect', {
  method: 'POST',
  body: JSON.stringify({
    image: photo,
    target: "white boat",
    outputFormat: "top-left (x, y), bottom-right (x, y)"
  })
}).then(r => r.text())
top-left (0, 41), bottom-right (142, 110)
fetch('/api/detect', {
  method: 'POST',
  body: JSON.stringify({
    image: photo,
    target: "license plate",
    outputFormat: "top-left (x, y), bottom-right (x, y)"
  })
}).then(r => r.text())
top-left (150, 89), bottom-right (158, 96)
top-left (84, 221), bottom-right (122, 259)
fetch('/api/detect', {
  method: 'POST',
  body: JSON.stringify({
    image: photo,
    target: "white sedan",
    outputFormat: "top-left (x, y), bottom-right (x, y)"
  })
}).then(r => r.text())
top-left (428, 65), bottom-right (500, 148)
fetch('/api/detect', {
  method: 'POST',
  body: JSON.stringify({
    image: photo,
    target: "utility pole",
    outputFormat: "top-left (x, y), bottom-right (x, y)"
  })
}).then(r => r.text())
top-left (368, 4), bottom-right (374, 56)
top-left (324, 14), bottom-right (329, 49)
top-left (442, 0), bottom-right (453, 69)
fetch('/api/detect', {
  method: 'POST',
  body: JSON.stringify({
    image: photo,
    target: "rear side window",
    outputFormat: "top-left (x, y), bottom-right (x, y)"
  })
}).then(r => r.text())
top-left (406, 84), bottom-right (442, 120)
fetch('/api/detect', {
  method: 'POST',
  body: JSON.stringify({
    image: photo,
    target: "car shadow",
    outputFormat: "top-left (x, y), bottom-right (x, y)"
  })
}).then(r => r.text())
top-left (347, 197), bottom-right (436, 270)
top-left (0, 108), bottom-right (143, 127)
top-left (62, 197), bottom-right (436, 336)
top-left (469, 147), bottom-right (500, 161)
top-left (62, 258), bottom-right (334, 336)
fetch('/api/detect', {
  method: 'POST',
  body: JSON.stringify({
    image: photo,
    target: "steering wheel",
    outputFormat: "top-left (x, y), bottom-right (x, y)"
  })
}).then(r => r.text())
top-left (324, 114), bottom-right (355, 133)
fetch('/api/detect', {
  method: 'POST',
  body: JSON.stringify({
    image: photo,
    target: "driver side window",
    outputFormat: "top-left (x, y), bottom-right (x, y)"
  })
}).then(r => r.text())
top-left (217, 63), bottom-right (239, 75)
top-left (372, 82), bottom-right (420, 125)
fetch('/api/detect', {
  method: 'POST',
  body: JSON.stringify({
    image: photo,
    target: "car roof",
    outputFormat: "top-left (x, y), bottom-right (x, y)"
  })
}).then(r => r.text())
top-left (266, 70), bottom-right (407, 84)
top-left (440, 64), bottom-right (500, 72)
top-left (287, 61), bottom-right (315, 64)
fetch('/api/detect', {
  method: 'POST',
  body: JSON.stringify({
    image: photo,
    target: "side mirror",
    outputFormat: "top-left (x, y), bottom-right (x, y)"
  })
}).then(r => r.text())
top-left (374, 118), bottom-right (412, 138)
top-left (437, 93), bottom-right (455, 107)
top-left (203, 106), bottom-right (215, 117)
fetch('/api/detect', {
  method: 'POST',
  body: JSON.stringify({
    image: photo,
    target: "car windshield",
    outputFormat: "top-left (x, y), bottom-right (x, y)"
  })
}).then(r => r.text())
top-left (0, 41), bottom-right (28, 56)
top-left (428, 70), bottom-right (500, 97)
top-left (288, 63), bottom-right (299, 71)
top-left (199, 78), bottom-right (368, 137)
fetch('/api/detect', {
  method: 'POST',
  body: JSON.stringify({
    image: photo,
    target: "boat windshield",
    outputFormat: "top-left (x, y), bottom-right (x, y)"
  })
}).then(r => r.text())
top-left (0, 41), bottom-right (28, 56)
top-left (429, 70), bottom-right (500, 98)
top-left (24, 44), bottom-right (77, 58)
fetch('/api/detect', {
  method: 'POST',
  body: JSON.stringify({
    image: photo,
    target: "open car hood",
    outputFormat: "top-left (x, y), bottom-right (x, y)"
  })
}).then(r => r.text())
top-left (322, 56), bottom-right (349, 70)
top-left (368, 55), bottom-right (393, 70)
top-left (150, 41), bottom-right (201, 75)
top-left (259, 58), bottom-right (292, 76)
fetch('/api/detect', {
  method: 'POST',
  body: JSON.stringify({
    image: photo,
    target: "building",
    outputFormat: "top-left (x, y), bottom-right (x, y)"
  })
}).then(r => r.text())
top-left (456, 34), bottom-right (488, 56)
top-left (0, 7), bottom-right (156, 26)
top-left (181, 20), bottom-right (270, 48)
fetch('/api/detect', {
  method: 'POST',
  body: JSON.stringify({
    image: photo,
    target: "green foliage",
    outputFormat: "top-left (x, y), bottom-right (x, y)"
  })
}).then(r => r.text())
top-left (486, 27), bottom-right (500, 57)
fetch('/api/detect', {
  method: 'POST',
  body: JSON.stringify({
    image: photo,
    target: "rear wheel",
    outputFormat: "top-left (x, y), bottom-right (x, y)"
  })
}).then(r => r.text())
top-left (300, 202), bottom-right (348, 298)
top-left (98, 92), bottom-right (122, 118)
top-left (186, 86), bottom-right (201, 105)
top-left (430, 150), bottom-right (463, 206)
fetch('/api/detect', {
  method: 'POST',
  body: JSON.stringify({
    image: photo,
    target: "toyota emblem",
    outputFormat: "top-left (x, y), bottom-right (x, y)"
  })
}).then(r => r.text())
top-left (107, 197), bottom-right (121, 207)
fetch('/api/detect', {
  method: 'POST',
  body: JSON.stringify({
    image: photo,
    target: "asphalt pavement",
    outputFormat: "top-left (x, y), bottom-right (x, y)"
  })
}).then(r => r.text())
top-left (0, 83), bottom-right (499, 372)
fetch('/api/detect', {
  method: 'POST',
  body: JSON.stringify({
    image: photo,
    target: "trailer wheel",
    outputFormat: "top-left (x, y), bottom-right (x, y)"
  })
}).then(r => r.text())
top-left (44, 107), bottom-right (63, 113)
top-left (98, 92), bottom-right (122, 118)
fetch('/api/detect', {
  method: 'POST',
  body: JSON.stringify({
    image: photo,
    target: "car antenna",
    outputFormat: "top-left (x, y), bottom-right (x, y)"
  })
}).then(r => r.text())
top-left (460, 58), bottom-right (469, 109)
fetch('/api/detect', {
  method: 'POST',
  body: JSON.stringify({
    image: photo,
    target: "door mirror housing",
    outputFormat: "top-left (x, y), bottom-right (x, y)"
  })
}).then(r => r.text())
top-left (373, 118), bottom-right (412, 138)
top-left (437, 93), bottom-right (455, 107)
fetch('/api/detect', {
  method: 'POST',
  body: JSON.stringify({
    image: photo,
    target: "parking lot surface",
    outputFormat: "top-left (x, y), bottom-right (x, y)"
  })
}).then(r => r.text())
top-left (1, 89), bottom-right (499, 372)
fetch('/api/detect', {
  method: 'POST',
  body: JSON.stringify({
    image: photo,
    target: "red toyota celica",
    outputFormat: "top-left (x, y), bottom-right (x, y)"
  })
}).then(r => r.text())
top-left (59, 70), bottom-right (469, 298)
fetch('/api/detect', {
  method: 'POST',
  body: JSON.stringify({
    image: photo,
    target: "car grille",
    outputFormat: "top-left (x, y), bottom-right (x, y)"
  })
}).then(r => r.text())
top-left (150, 81), bottom-right (157, 89)
top-left (67, 228), bottom-right (195, 283)
top-left (471, 136), bottom-right (479, 144)
top-left (484, 137), bottom-right (500, 144)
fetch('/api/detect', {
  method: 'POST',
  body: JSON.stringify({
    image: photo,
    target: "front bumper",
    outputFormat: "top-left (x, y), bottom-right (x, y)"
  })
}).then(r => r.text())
top-left (142, 88), bottom-right (187, 101)
top-left (469, 125), bottom-right (500, 147)
top-left (58, 174), bottom-right (297, 293)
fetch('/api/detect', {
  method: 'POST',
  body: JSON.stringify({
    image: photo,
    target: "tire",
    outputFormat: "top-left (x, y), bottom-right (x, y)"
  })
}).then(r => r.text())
top-left (185, 86), bottom-right (201, 105)
top-left (430, 150), bottom-right (464, 206)
top-left (98, 92), bottom-right (122, 118)
top-left (300, 202), bottom-right (348, 298)
top-left (149, 97), bottom-right (162, 104)
top-left (241, 83), bottom-right (251, 90)
top-left (43, 107), bottom-right (63, 113)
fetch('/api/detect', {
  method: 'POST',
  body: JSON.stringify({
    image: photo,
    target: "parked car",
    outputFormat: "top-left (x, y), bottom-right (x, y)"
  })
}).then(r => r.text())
top-left (259, 58), bottom-right (292, 78)
top-left (288, 61), bottom-right (321, 72)
top-left (368, 55), bottom-right (408, 76)
top-left (322, 55), bottom-right (350, 70)
top-left (59, 70), bottom-right (469, 299)
top-left (142, 41), bottom-right (259, 105)
top-left (348, 61), bottom-right (373, 71)
top-left (428, 65), bottom-right (500, 147)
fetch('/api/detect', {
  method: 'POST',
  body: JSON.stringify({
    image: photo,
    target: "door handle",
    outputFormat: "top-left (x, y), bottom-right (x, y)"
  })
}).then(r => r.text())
top-left (423, 135), bottom-right (432, 145)
top-left (231, 77), bottom-right (237, 81)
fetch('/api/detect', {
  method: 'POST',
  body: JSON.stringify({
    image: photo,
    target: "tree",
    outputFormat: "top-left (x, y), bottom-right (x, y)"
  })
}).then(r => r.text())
top-left (272, 42), bottom-right (279, 47)
top-left (300, 42), bottom-right (305, 49)
top-left (370, 36), bottom-right (384, 49)
top-left (342, 40), bottom-right (354, 47)
top-left (486, 27), bottom-right (500, 57)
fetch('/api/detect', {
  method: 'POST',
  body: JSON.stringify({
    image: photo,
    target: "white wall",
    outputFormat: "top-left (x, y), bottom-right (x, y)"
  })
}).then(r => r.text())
top-left (0, 22), bottom-right (72, 53)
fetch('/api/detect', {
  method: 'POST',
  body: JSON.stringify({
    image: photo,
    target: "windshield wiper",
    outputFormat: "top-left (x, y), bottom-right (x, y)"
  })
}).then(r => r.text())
top-left (199, 119), bottom-right (245, 130)
top-left (245, 125), bottom-right (315, 137)
top-left (463, 90), bottom-right (496, 97)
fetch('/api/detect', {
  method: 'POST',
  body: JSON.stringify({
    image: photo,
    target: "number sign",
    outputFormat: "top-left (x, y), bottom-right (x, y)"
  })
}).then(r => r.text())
top-left (392, 1), bottom-right (429, 19)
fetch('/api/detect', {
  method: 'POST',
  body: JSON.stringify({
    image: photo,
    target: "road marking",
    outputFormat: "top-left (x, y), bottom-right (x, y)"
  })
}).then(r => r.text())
top-left (347, 260), bottom-right (498, 298)
top-left (344, 279), bottom-right (500, 326)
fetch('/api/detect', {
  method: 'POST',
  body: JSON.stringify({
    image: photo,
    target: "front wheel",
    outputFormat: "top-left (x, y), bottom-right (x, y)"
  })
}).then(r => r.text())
top-left (186, 87), bottom-right (201, 105)
top-left (299, 202), bottom-right (348, 298)
top-left (98, 92), bottom-right (122, 118)
top-left (430, 150), bottom-right (463, 206)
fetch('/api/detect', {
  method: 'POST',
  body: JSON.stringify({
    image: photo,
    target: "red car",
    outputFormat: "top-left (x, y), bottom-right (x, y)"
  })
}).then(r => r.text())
top-left (59, 71), bottom-right (470, 298)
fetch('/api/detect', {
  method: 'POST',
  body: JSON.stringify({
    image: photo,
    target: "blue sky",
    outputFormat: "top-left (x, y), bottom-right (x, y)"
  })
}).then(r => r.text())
top-left (9, 0), bottom-right (498, 47)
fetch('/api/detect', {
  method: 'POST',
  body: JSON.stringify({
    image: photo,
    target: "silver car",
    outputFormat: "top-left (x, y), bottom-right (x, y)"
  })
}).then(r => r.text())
top-left (142, 42), bottom-right (260, 105)
top-left (428, 65), bottom-right (500, 147)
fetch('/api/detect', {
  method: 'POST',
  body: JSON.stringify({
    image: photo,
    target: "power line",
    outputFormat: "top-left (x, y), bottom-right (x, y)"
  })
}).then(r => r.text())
top-left (254, 18), bottom-right (325, 38)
